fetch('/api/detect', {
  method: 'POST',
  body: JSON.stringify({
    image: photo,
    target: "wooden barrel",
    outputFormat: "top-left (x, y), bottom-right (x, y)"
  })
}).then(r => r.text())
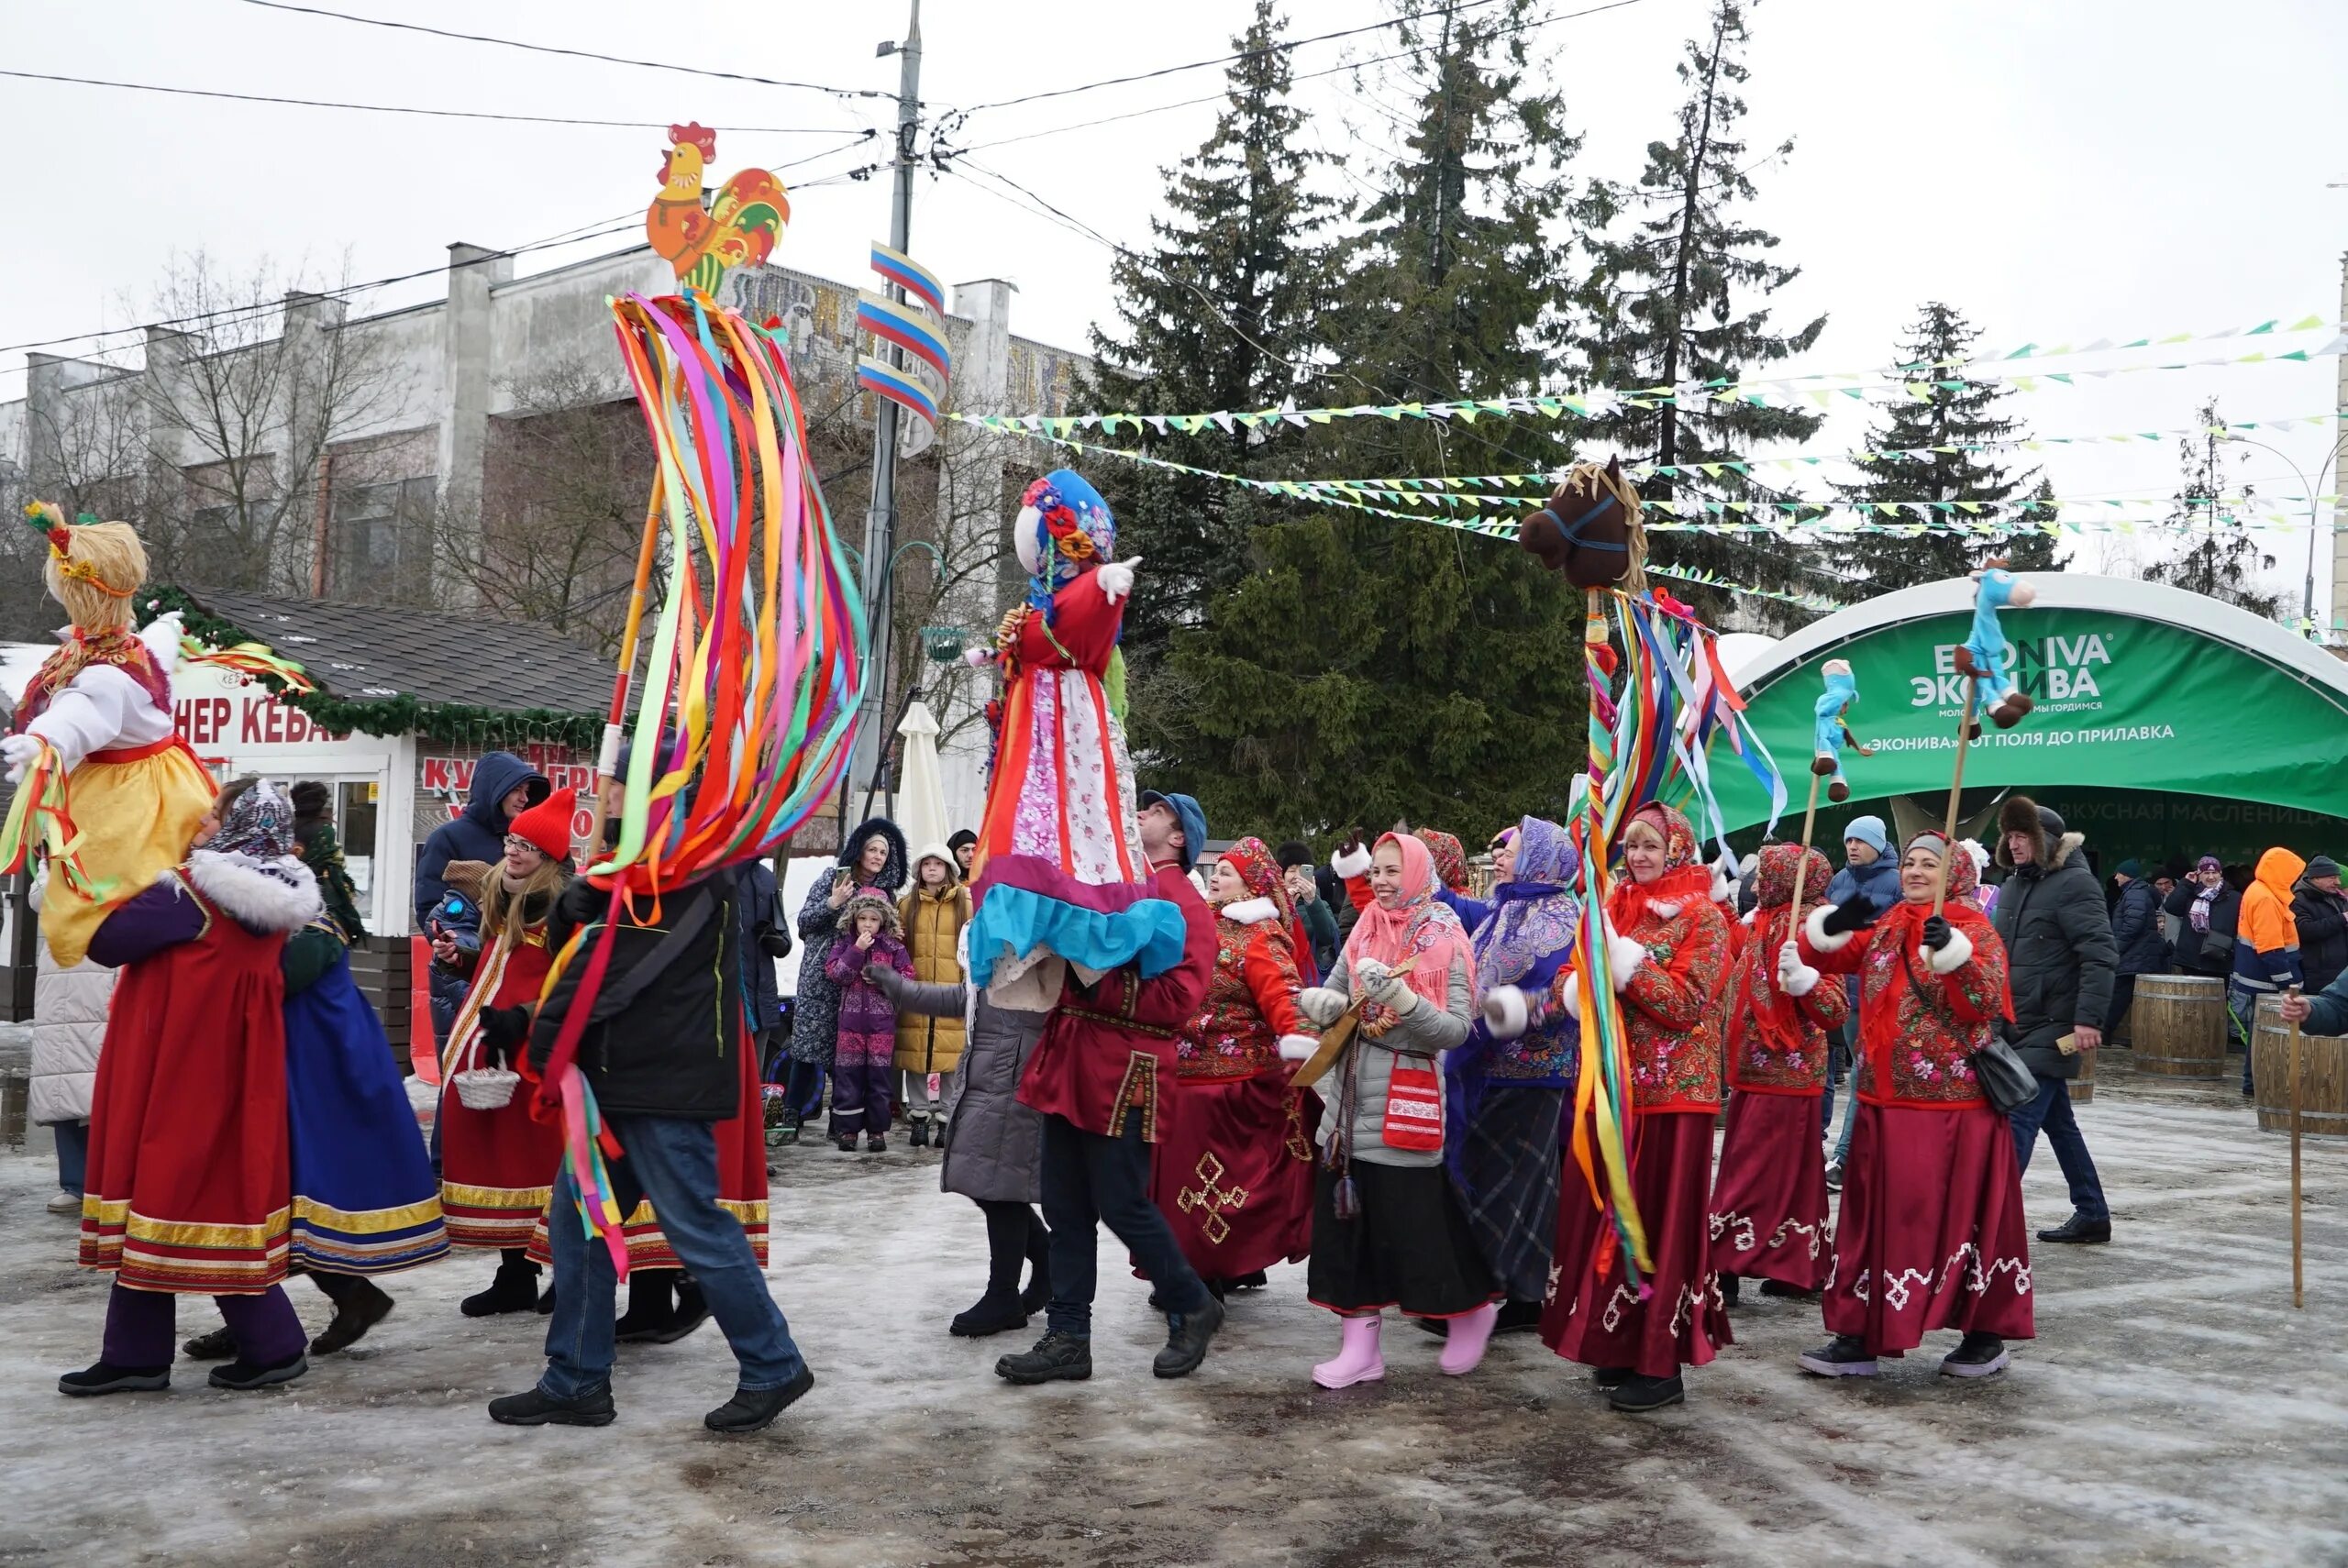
top-left (2130, 974), bottom-right (2227, 1078)
top-left (2251, 996), bottom-right (2348, 1138)
top-left (2072, 1043), bottom-right (2095, 1104)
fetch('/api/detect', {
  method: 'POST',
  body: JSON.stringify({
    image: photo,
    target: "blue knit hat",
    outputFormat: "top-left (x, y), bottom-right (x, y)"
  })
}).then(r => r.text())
top-left (1843, 815), bottom-right (1889, 856)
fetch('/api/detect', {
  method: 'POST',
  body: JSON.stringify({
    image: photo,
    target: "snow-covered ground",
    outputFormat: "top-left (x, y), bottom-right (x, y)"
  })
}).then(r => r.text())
top-left (0, 1063), bottom-right (2342, 1567)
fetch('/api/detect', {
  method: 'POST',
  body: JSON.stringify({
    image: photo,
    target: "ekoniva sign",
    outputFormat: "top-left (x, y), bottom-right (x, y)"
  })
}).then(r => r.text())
top-left (1713, 607), bottom-right (2348, 831)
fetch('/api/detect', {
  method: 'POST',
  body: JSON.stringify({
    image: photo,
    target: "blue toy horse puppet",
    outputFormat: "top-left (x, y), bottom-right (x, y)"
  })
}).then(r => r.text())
top-left (1810, 658), bottom-right (1875, 803)
top-left (1952, 560), bottom-right (2037, 733)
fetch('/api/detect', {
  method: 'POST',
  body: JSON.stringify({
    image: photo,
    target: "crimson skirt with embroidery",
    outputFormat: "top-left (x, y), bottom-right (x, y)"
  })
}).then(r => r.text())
top-left (1542, 1109), bottom-right (1731, 1379)
top-left (1707, 1089), bottom-right (1832, 1290)
top-left (1147, 1073), bottom-right (1314, 1282)
top-left (1825, 1101), bottom-right (2033, 1354)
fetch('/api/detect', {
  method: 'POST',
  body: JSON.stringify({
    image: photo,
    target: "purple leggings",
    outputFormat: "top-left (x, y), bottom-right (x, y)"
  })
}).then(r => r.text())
top-left (102, 1282), bottom-right (306, 1367)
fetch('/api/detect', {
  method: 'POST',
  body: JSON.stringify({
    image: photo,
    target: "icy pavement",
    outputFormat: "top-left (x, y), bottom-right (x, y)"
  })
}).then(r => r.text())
top-left (0, 1061), bottom-right (2342, 1568)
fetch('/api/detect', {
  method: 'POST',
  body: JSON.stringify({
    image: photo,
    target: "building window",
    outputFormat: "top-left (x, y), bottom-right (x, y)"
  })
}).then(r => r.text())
top-left (331, 475), bottom-right (436, 604)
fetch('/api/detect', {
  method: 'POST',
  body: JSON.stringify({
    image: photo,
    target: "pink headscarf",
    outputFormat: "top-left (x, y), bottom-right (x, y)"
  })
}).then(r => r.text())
top-left (1342, 832), bottom-right (1477, 1014)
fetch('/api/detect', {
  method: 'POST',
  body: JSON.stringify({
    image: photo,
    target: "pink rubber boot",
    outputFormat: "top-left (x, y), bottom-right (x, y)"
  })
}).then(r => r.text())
top-left (1438, 1303), bottom-right (1499, 1376)
top-left (1312, 1313), bottom-right (1385, 1388)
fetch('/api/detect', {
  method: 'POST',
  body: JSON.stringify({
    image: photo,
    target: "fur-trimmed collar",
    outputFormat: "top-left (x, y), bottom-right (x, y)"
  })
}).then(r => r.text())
top-left (1649, 899), bottom-right (1685, 920)
top-left (187, 850), bottom-right (325, 934)
top-left (1220, 896), bottom-right (1280, 926)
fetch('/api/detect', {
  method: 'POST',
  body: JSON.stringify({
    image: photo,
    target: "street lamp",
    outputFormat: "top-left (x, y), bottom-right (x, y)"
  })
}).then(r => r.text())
top-left (2219, 429), bottom-right (2343, 640)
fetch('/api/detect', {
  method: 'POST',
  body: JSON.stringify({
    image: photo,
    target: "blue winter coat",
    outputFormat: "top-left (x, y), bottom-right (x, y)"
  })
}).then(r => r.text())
top-left (2110, 877), bottom-right (2167, 977)
top-left (737, 861), bottom-right (792, 1032)
top-left (1823, 854), bottom-right (1901, 917)
top-left (412, 751), bottom-right (550, 927)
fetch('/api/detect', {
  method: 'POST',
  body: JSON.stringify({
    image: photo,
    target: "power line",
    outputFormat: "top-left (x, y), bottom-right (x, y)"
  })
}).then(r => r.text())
top-left (0, 68), bottom-right (859, 134)
top-left (0, 135), bottom-right (882, 366)
top-left (948, 0), bottom-right (1654, 159)
top-left (233, 0), bottom-right (890, 101)
top-left (950, 0), bottom-right (1519, 117)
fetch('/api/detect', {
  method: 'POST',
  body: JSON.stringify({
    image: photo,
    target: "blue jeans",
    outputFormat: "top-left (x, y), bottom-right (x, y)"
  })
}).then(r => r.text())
top-left (52, 1119), bottom-right (89, 1197)
top-left (2009, 1075), bottom-right (2109, 1223)
top-left (1039, 1112), bottom-right (1207, 1337)
top-left (540, 1113), bottom-right (804, 1399)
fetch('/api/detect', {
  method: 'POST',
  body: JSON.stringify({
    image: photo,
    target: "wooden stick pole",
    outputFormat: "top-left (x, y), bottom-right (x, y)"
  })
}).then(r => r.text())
top-left (593, 479), bottom-right (668, 846)
top-left (1934, 685), bottom-right (1981, 917)
top-left (1789, 769), bottom-right (1823, 917)
top-left (2289, 984), bottom-right (2305, 1310)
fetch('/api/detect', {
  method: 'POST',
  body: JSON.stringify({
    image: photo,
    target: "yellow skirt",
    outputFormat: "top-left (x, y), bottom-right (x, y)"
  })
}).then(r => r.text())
top-left (40, 743), bottom-right (216, 967)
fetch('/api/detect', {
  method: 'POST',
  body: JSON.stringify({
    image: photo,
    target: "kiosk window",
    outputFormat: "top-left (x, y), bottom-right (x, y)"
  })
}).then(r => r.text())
top-left (338, 781), bottom-right (379, 899)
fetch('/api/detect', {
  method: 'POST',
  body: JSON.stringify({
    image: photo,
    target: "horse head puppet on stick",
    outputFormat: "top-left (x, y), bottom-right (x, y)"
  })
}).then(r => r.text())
top-left (1518, 458), bottom-right (1647, 592)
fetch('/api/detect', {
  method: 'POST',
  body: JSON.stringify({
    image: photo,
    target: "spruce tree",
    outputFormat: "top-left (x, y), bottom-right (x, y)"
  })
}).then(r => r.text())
top-left (1829, 302), bottom-right (2057, 592)
top-left (2144, 400), bottom-right (2280, 616)
top-left (1149, 0), bottom-right (1589, 844)
top-left (1087, 0), bottom-right (1335, 701)
top-left (1574, 0), bottom-right (1831, 626)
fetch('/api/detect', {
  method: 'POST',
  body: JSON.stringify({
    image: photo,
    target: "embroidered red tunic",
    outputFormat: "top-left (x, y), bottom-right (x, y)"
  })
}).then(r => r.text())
top-left (1614, 894), bottom-right (1733, 1113)
top-left (1017, 861), bottom-right (1216, 1140)
top-left (1725, 845), bottom-right (1848, 1097)
top-left (1800, 906), bottom-right (2010, 1109)
top-left (1180, 902), bottom-right (1307, 1082)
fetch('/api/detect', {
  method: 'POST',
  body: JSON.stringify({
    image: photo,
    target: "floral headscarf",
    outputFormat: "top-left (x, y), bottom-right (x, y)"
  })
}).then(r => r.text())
top-left (1218, 835), bottom-right (1307, 977)
top-left (1471, 815), bottom-right (1583, 994)
top-left (1015, 469), bottom-right (1116, 614)
top-left (1609, 801), bottom-right (1709, 932)
top-left (207, 778), bottom-right (310, 897)
top-left (1419, 830), bottom-right (1471, 894)
top-left (1343, 833), bottom-right (1476, 1032)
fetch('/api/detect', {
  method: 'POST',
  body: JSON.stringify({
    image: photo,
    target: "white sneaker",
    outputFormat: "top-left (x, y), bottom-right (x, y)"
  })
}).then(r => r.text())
top-left (46, 1191), bottom-right (82, 1216)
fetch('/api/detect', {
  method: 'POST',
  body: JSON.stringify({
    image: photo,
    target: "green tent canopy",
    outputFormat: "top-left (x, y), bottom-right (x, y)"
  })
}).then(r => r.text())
top-left (1714, 575), bottom-right (2348, 866)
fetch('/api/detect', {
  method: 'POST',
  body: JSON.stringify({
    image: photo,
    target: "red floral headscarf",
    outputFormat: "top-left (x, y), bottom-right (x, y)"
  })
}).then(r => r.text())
top-left (1609, 801), bottom-right (1711, 932)
top-left (1418, 830), bottom-right (1471, 894)
top-left (1744, 841), bottom-right (1834, 1058)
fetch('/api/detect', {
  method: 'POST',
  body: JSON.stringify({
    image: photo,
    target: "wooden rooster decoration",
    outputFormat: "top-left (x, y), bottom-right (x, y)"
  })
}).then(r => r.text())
top-left (646, 123), bottom-right (790, 295)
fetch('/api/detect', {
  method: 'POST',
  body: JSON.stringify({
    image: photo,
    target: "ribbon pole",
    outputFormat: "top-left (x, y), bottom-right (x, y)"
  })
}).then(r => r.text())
top-left (1789, 768), bottom-right (1822, 917)
top-left (1935, 688), bottom-right (1979, 917)
top-left (2288, 984), bottom-right (2304, 1310)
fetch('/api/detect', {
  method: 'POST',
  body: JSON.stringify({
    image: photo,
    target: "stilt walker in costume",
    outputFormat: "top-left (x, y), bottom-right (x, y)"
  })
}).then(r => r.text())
top-left (1538, 802), bottom-right (1733, 1414)
top-left (1153, 836), bottom-right (1320, 1297)
top-left (1794, 832), bottom-right (2032, 1380)
top-left (60, 779), bottom-right (326, 1397)
top-left (964, 470), bottom-right (1225, 1386)
top-left (1450, 814), bottom-right (1584, 1338)
top-left (437, 788), bottom-right (576, 1315)
top-left (1708, 843), bottom-right (1846, 1300)
top-left (1294, 833), bottom-right (1497, 1389)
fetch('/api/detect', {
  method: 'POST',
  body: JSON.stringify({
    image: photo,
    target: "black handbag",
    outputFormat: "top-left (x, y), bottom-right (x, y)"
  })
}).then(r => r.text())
top-left (1899, 944), bottom-right (2036, 1116)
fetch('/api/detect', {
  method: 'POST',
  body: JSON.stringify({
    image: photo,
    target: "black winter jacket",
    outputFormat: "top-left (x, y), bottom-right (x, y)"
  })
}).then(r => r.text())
top-left (2291, 883), bottom-right (2348, 996)
top-left (1990, 833), bottom-right (2117, 1078)
top-left (2110, 878), bottom-right (2167, 977)
top-left (528, 873), bottom-right (742, 1121)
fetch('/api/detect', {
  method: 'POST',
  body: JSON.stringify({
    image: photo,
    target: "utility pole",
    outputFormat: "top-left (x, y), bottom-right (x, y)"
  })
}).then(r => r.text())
top-left (2331, 248), bottom-right (2347, 641)
top-left (853, 0), bottom-right (923, 802)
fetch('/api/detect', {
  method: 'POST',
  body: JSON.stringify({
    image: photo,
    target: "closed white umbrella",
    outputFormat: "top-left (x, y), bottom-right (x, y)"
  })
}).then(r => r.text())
top-left (893, 700), bottom-right (953, 859)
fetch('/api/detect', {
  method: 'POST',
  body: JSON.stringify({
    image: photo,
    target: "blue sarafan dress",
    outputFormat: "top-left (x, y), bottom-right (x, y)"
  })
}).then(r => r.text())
top-left (283, 919), bottom-right (449, 1275)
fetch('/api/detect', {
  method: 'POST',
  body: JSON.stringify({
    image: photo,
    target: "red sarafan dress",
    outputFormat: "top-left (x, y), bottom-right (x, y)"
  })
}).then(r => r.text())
top-left (437, 867), bottom-right (565, 1250)
top-left (1709, 844), bottom-right (1846, 1291)
top-left (79, 855), bottom-right (319, 1293)
top-left (1150, 838), bottom-right (1318, 1285)
top-left (1542, 804), bottom-right (1734, 1381)
top-left (1798, 837), bottom-right (2032, 1356)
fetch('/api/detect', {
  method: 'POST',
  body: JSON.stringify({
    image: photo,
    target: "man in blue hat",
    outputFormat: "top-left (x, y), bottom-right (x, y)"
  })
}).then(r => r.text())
top-left (994, 788), bottom-right (1224, 1387)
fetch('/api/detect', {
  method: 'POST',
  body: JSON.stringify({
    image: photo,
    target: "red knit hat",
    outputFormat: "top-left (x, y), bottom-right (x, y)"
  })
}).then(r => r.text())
top-left (508, 787), bottom-right (577, 859)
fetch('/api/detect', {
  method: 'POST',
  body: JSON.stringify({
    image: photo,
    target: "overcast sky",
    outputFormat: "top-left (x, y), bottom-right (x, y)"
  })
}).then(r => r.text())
top-left (4, 0), bottom-right (2344, 616)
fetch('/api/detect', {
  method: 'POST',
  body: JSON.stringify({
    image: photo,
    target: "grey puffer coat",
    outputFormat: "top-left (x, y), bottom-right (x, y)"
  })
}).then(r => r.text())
top-left (1301, 951), bottom-right (1473, 1170)
top-left (866, 957), bottom-right (1045, 1204)
top-left (790, 817), bottom-right (908, 1066)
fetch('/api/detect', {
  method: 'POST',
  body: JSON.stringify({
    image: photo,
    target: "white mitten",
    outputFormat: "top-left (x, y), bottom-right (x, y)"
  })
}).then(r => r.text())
top-left (1559, 980), bottom-right (1582, 1021)
top-left (1368, 966), bottom-right (1417, 1013)
top-left (1924, 925), bottom-right (1975, 976)
top-left (1606, 933), bottom-right (1648, 991)
top-left (1777, 939), bottom-right (1822, 998)
top-left (1095, 557), bottom-right (1142, 603)
top-left (1276, 1033), bottom-right (1318, 1063)
top-left (1297, 988), bottom-right (1347, 1028)
top-left (1482, 985), bottom-right (1530, 1040)
top-left (1352, 957), bottom-right (1392, 995)
top-left (0, 733), bottom-right (39, 786)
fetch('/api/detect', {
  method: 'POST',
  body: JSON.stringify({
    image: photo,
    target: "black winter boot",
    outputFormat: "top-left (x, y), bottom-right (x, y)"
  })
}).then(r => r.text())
top-left (909, 1119), bottom-right (930, 1149)
top-left (950, 1288), bottom-right (1030, 1338)
top-left (1154, 1294), bottom-right (1224, 1379)
top-left (648, 1278), bottom-right (710, 1344)
top-left (310, 1277), bottom-right (394, 1354)
top-left (209, 1351), bottom-right (308, 1391)
top-left (59, 1361), bottom-right (170, 1396)
top-left (460, 1253), bottom-right (542, 1318)
top-left (183, 1326), bottom-right (237, 1361)
top-left (487, 1384), bottom-right (615, 1428)
top-left (705, 1365), bottom-right (814, 1434)
top-left (614, 1270), bottom-right (676, 1342)
top-left (996, 1331), bottom-right (1092, 1385)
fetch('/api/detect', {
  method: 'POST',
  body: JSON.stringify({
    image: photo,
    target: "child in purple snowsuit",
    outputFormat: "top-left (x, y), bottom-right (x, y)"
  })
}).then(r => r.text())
top-left (825, 889), bottom-right (914, 1152)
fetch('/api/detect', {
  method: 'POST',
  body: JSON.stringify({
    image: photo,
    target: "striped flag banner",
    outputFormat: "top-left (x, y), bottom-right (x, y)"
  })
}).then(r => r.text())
top-left (869, 241), bottom-right (946, 317)
top-left (858, 355), bottom-right (939, 426)
top-left (856, 291), bottom-right (953, 381)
